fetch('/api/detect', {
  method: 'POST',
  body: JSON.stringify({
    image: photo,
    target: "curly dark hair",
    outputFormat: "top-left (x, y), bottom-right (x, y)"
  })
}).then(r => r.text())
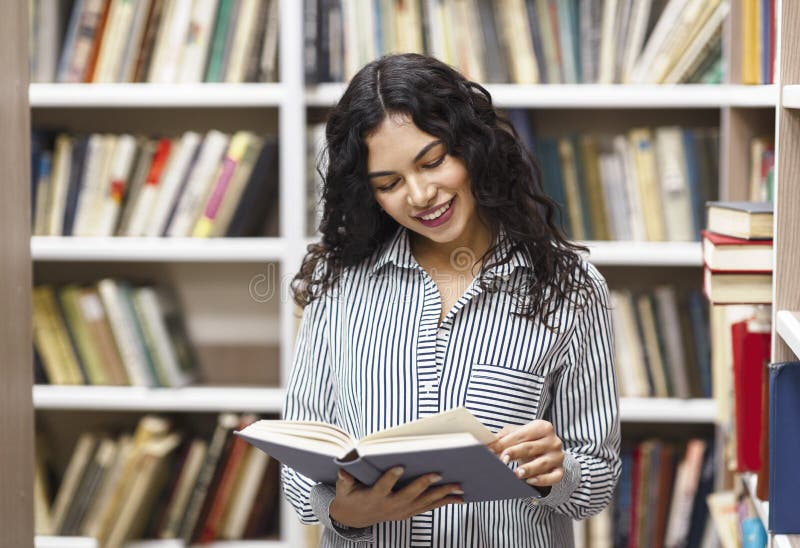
top-left (293, 53), bottom-right (595, 328)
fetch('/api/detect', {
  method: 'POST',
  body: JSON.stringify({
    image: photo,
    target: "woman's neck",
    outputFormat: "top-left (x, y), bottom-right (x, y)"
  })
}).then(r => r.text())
top-left (409, 220), bottom-right (493, 276)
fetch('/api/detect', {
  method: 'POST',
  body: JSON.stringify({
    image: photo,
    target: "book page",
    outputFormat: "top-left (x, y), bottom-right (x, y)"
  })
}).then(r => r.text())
top-left (240, 420), bottom-right (355, 451)
top-left (359, 407), bottom-right (495, 445)
top-left (359, 433), bottom-right (480, 455)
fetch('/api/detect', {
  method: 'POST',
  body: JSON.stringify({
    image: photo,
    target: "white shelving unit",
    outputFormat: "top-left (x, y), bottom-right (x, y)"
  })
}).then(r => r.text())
top-left (776, 311), bottom-right (800, 359)
top-left (28, 2), bottom-right (783, 547)
top-left (741, 474), bottom-right (799, 548)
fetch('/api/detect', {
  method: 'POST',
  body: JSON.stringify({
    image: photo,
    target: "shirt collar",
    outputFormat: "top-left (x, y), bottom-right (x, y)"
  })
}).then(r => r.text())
top-left (369, 225), bottom-right (532, 279)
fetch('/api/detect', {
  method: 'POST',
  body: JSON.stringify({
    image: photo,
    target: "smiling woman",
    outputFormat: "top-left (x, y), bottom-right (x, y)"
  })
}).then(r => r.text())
top-left (284, 53), bottom-right (620, 548)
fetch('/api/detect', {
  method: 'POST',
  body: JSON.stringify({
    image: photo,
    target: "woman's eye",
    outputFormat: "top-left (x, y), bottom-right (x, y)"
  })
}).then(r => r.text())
top-left (378, 178), bottom-right (401, 192)
top-left (422, 156), bottom-right (445, 169)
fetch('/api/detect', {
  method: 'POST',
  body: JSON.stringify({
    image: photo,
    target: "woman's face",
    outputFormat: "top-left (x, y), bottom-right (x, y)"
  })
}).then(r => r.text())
top-left (366, 114), bottom-right (484, 252)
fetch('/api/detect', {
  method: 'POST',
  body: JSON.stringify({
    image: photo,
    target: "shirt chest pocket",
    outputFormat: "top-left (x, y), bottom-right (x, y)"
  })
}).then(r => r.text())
top-left (465, 363), bottom-right (547, 433)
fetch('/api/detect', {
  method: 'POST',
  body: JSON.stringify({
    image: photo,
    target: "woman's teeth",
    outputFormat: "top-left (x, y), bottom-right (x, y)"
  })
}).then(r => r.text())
top-left (421, 200), bottom-right (452, 220)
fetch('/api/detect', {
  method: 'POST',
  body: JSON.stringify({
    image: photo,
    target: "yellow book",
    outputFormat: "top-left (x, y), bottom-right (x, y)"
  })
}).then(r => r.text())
top-left (58, 285), bottom-right (110, 385)
top-left (192, 132), bottom-right (254, 238)
top-left (33, 286), bottom-right (85, 384)
top-left (628, 128), bottom-right (666, 241)
top-left (558, 138), bottom-right (587, 240)
top-left (743, 0), bottom-right (761, 84)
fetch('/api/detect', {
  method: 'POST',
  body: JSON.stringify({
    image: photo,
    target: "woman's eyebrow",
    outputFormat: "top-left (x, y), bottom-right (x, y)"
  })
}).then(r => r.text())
top-left (367, 139), bottom-right (444, 179)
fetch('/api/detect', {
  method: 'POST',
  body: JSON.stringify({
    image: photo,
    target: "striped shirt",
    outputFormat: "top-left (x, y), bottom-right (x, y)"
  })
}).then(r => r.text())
top-left (282, 226), bottom-right (621, 547)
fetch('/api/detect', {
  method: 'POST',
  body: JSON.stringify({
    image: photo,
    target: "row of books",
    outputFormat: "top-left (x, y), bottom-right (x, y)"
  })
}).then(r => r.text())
top-left (305, 0), bottom-right (727, 84)
top-left (702, 201), bottom-right (773, 305)
top-left (35, 414), bottom-right (280, 546)
top-left (33, 280), bottom-right (196, 388)
top-left (29, 0), bottom-right (279, 84)
top-left (510, 113), bottom-right (720, 241)
top-left (30, 130), bottom-right (279, 238)
top-left (611, 288), bottom-right (711, 399)
top-left (743, 0), bottom-right (776, 85)
top-left (581, 438), bottom-right (715, 548)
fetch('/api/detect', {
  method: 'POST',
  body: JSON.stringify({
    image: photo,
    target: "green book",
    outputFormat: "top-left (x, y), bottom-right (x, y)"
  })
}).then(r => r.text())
top-left (205, 0), bottom-right (235, 82)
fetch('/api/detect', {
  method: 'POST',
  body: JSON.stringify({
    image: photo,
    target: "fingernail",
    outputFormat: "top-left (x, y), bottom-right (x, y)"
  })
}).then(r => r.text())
top-left (451, 489), bottom-right (465, 495)
top-left (527, 477), bottom-right (540, 485)
top-left (502, 454), bottom-right (510, 465)
top-left (430, 474), bottom-right (443, 482)
top-left (516, 467), bottom-right (526, 478)
top-left (393, 466), bottom-right (404, 476)
top-left (337, 470), bottom-right (345, 479)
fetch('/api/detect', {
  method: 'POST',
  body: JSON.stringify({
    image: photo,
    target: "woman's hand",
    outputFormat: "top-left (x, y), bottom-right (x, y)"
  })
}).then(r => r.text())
top-left (486, 420), bottom-right (565, 487)
top-left (328, 467), bottom-right (465, 528)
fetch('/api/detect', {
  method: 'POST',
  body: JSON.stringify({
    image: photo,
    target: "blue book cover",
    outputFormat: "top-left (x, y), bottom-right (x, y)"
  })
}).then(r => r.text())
top-left (768, 361), bottom-right (800, 533)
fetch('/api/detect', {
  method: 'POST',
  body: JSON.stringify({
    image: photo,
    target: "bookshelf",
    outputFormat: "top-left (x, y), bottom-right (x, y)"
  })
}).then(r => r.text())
top-left (13, 1), bottom-right (794, 548)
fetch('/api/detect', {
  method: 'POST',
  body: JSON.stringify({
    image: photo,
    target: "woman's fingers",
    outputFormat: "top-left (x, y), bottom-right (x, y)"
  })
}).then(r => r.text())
top-left (415, 495), bottom-right (465, 516)
top-left (394, 472), bottom-right (444, 501)
top-left (525, 467), bottom-right (565, 487)
top-left (411, 482), bottom-right (464, 509)
top-left (497, 439), bottom-right (555, 463)
top-left (371, 466), bottom-right (406, 496)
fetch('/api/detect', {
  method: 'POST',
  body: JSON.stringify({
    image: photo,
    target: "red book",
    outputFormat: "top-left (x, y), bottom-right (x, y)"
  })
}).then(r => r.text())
top-left (197, 414), bottom-right (258, 543)
top-left (627, 445), bottom-right (642, 548)
top-left (731, 317), bottom-right (771, 472)
top-left (701, 229), bottom-right (773, 272)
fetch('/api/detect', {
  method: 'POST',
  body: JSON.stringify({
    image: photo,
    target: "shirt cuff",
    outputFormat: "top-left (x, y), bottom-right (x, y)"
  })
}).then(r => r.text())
top-left (527, 451), bottom-right (581, 509)
top-left (309, 483), bottom-right (375, 542)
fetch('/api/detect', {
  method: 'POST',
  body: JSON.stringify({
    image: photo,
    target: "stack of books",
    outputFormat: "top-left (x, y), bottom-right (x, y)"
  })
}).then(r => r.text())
top-left (702, 201), bottom-right (773, 305)
top-left (35, 413), bottom-right (280, 546)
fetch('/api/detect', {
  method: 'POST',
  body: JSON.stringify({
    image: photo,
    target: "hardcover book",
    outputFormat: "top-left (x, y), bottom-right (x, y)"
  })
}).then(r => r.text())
top-left (235, 407), bottom-right (542, 503)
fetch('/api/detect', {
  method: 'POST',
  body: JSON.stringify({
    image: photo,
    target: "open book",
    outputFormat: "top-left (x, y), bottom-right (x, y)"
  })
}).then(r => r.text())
top-left (234, 407), bottom-right (541, 503)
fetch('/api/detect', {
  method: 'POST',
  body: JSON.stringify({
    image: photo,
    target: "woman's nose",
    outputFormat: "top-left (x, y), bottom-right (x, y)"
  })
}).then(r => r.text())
top-left (406, 176), bottom-right (436, 207)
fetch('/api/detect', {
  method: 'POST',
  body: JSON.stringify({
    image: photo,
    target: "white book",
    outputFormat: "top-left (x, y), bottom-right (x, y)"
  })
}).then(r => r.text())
top-left (629, 0), bottom-right (692, 83)
top-left (81, 134), bottom-right (118, 236)
top-left (176, 0), bottom-right (219, 83)
top-left (97, 279), bottom-right (156, 387)
top-left (166, 131), bottom-right (230, 237)
top-left (144, 131), bottom-right (202, 237)
top-left (33, 0), bottom-right (62, 82)
top-left (654, 127), bottom-right (695, 241)
top-left (613, 135), bottom-right (647, 241)
top-left (224, 0), bottom-right (260, 82)
top-left (73, 134), bottom-right (112, 236)
top-left (125, 139), bottom-right (177, 237)
top-left (342, 0), bottom-right (360, 80)
top-left (132, 287), bottom-right (191, 387)
top-left (92, 0), bottom-right (132, 82)
top-left (96, 134), bottom-right (137, 237)
top-left (497, 0), bottom-right (539, 83)
top-left (148, 0), bottom-right (194, 83)
top-left (423, 0), bottom-right (449, 64)
top-left (598, 149), bottom-right (632, 240)
top-left (662, 1), bottom-right (729, 84)
top-left (117, 0), bottom-right (152, 82)
top-left (46, 135), bottom-right (74, 236)
top-left (644, 0), bottom-right (717, 83)
top-left (621, 0), bottom-right (652, 82)
top-left (597, 0), bottom-right (619, 83)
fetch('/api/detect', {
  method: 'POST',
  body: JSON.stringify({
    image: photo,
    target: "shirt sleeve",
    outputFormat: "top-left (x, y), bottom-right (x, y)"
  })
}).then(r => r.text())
top-left (532, 263), bottom-right (622, 519)
top-left (280, 294), bottom-right (375, 542)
